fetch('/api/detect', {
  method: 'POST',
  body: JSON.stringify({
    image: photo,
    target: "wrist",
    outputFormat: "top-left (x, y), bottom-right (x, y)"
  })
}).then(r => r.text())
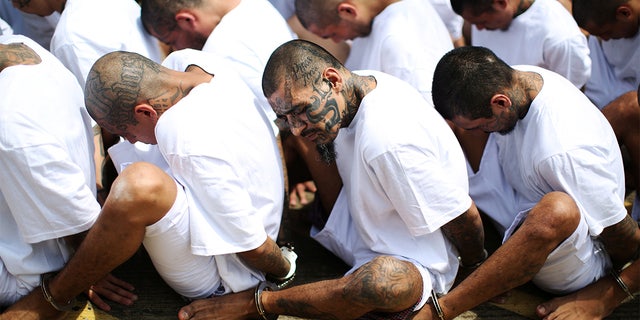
top-left (41, 272), bottom-right (76, 312)
top-left (272, 245), bottom-right (297, 287)
top-left (255, 281), bottom-right (278, 320)
top-left (458, 248), bottom-right (488, 269)
top-left (430, 290), bottom-right (446, 320)
top-left (610, 269), bottom-right (635, 303)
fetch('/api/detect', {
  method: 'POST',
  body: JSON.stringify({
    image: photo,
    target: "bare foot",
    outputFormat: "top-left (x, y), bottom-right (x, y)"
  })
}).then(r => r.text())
top-left (535, 277), bottom-right (620, 320)
top-left (178, 289), bottom-right (256, 320)
top-left (0, 288), bottom-right (66, 320)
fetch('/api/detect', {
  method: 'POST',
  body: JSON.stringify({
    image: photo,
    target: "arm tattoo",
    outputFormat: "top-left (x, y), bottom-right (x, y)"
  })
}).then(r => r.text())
top-left (600, 214), bottom-right (640, 267)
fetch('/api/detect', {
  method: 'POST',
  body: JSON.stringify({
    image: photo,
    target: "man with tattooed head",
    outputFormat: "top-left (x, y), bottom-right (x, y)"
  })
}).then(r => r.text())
top-left (174, 39), bottom-right (485, 320)
top-left (3, 49), bottom-right (297, 319)
top-left (0, 34), bottom-right (106, 317)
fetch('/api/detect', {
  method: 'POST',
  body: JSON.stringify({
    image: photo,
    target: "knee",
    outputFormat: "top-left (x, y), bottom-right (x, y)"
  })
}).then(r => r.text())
top-left (104, 162), bottom-right (176, 222)
top-left (527, 192), bottom-right (580, 240)
top-left (343, 256), bottom-right (422, 310)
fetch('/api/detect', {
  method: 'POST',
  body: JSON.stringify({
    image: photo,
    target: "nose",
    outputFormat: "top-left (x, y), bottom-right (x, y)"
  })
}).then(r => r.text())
top-left (286, 115), bottom-right (306, 136)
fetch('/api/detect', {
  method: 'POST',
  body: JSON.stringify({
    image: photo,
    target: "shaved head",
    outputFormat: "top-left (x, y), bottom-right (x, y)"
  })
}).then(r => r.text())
top-left (84, 51), bottom-right (164, 134)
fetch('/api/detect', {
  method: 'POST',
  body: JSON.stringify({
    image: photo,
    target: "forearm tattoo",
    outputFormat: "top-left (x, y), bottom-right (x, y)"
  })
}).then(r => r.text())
top-left (0, 43), bottom-right (41, 71)
top-left (600, 214), bottom-right (640, 267)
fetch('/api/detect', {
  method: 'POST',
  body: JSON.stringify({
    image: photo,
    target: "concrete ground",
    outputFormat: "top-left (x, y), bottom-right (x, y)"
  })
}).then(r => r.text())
top-left (64, 202), bottom-right (639, 320)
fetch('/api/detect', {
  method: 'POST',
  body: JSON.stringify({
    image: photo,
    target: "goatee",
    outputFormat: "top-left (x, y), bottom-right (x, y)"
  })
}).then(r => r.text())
top-left (316, 142), bottom-right (337, 164)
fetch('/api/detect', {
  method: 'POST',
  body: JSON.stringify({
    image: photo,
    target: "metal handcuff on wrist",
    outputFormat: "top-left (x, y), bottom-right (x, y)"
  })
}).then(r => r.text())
top-left (267, 244), bottom-right (298, 289)
top-left (430, 290), bottom-right (445, 320)
top-left (256, 245), bottom-right (298, 320)
top-left (610, 269), bottom-right (636, 303)
top-left (41, 272), bottom-right (77, 312)
top-left (458, 249), bottom-right (488, 269)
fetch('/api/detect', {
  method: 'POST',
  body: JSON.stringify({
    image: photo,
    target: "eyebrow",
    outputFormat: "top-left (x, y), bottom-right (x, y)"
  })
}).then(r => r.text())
top-left (279, 102), bottom-right (308, 116)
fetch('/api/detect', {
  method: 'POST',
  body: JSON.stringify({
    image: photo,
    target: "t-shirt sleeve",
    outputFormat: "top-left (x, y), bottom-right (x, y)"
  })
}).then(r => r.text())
top-left (543, 34), bottom-right (591, 89)
top-left (369, 145), bottom-right (472, 236)
top-left (0, 143), bottom-right (100, 243)
top-left (536, 150), bottom-right (627, 236)
top-left (169, 154), bottom-right (268, 256)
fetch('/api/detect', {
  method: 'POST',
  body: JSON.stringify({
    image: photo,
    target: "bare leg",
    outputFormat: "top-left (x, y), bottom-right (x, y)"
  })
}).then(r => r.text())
top-left (1, 162), bottom-right (177, 319)
top-left (536, 260), bottom-right (639, 320)
top-left (415, 192), bottom-right (581, 319)
top-left (178, 256), bottom-right (423, 320)
top-left (536, 213), bottom-right (640, 320)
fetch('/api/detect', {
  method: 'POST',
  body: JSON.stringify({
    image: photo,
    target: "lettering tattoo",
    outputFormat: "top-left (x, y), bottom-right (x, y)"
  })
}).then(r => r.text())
top-left (0, 43), bottom-right (41, 71)
top-left (85, 53), bottom-right (162, 134)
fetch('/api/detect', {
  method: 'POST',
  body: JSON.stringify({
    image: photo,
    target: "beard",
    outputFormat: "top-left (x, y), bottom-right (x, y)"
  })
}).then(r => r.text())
top-left (497, 126), bottom-right (515, 135)
top-left (316, 142), bottom-right (337, 164)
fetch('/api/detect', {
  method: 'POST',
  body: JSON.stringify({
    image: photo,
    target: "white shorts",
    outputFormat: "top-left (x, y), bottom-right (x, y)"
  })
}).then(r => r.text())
top-left (0, 259), bottom-right (38, 307)
top-left (504, 209), bottom-right (611, 294)
top-left (311, 191), bottom-right (434, 311)
top-left (142, 182), bottom-right (263, 299)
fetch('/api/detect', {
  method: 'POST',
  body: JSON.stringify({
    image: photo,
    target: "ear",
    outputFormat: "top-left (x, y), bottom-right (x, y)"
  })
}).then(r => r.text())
top-left (322, 67), bottom-right (342, 91)
top-left (615, 4), bottom-right (633, 21)
top-left (134, 104), bottom-right (159, 122)
top-left (175, 10), bottom-right (198, 31)
top-left (492, 0), bottom-right (508, 11)
top-left (489, 93), bottom-right (511, 112)
top-left (337, 2), bottom-right (358, 20)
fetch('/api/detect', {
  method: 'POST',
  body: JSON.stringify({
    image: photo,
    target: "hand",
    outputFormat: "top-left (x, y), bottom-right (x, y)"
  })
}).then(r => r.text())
top-left (86, 273), bottom-right (137, 311)
top-left (288, 180), bottom-right (317, 209)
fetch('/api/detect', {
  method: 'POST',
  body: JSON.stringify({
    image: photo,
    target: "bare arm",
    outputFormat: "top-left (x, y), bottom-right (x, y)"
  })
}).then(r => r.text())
top-left (237, 237), bottom-right (292, 280)
top-left (441, 202), bottom-right (487, 268)
top-left (599, 214), bottom-right (640, 269)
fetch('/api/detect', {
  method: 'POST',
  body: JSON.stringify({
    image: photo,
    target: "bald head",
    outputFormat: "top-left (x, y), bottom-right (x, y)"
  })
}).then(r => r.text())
top-left (84, 51), bottom-right (164, 135)
top-left (0, 42), bottom-right (42, 71)
top-left (262, 39), bottom-right (344, 100)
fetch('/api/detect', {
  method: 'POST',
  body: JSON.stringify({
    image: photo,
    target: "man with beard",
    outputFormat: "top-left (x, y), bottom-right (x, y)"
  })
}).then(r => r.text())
top-left (175, 39), bottom-right (486, 319)
top-left (294, 0), bottom-right (453, 104)
top-left (420, 46), bottom-right (640, 320)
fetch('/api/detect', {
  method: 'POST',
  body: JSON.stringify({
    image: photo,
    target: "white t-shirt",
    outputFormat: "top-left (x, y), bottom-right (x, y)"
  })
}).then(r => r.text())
top-left (154, 58), bottom-right (284, 257)
top-left (345, 0), bottom-right (453, 104)
top-left (472, 0), bottom-right (591, 88)
top-left (0, 35), bottom-right (99, 302)
top-left (496, 66), bottom-right (627, 236)
top-left (429, 0), bottom-right (464, 40)
top-left (50, 0), bottom-right (163, 88)
top-left (316, 71), bottom-right (472, 292)
top-left (584, 33), bottom-right (640, 109)
top-left (0, 2), bottom-right (58, 49)
top-left (0, 17), bottom-right (11, 35)
top-left (203, 0), bottom-right (295, 136)
top-left (466, 134), bottom-right (518, 236)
